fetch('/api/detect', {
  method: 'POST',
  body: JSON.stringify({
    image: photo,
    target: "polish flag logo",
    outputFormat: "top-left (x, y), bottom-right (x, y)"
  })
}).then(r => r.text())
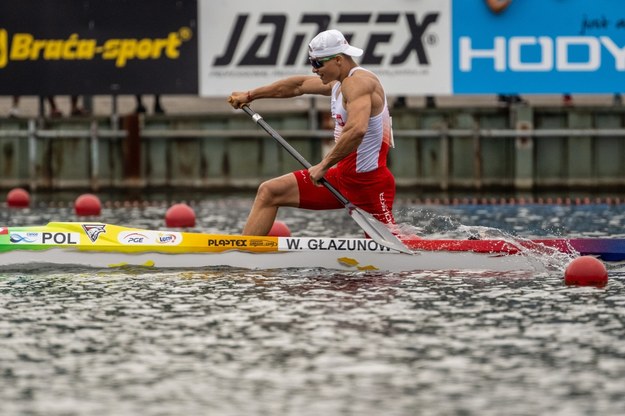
top-left (0, 227), bottom-right (8, 235)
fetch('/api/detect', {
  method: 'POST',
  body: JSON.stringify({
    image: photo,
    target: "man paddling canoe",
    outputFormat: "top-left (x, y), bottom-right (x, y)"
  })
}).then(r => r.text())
top-left (228, 29), bottom-right (397, 236)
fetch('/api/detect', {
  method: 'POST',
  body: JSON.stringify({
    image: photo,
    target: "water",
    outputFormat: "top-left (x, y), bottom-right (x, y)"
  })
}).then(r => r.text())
top-left (1, 196), bottom-right (625, 416)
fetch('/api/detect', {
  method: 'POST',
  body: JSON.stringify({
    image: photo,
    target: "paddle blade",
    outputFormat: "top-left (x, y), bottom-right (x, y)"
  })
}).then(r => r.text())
top-left (347, 205), bottom-right (413, 254)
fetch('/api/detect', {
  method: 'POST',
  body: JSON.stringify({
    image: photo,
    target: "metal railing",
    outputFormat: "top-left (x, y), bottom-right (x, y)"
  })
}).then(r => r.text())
top-left (1, 118), bottom-right (625, 190)
top-left (2, 120), bottom-right (625, 140)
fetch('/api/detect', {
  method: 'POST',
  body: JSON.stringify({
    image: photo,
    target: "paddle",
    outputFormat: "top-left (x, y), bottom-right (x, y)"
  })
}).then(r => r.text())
top-left (241, 105), bottom-right (412, 254)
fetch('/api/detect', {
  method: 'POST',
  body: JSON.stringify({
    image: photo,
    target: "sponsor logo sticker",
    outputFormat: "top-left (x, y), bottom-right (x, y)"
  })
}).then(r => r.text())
top-left (207, 239), bottom-right (248, 248)
top-left (157, 233), bottom-right (179, 244)
top-left (0, 227), bottom-right (8, 235)
top-left (9, 232), bottom-right (40, 244)
top-left (82, 224), bottom-right (106, 243)
top-left (249, 239), bottom-right (278, 248)
top-left (117, 231), bottom-right (182, 245)
top-left (120, 232), bottom-right (149, 244)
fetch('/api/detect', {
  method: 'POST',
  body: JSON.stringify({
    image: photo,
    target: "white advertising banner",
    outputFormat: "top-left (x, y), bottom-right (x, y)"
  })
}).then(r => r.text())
top-left (198, 0), bottom-right (451, 96)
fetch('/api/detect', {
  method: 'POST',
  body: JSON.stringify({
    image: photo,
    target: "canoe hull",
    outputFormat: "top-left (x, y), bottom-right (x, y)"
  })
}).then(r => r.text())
top-left (0, 246), bottom-right (550, 273)
top-left (1, 222), bottom-right (622, 272)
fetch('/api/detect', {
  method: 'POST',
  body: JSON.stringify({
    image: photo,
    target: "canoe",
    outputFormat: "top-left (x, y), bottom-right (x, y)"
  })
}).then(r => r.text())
top-left (1, 222), bottom-right (622, 272)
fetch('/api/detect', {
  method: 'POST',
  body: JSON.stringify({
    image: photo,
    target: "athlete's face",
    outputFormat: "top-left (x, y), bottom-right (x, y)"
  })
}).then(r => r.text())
top-left (310, 55), bottom-right (340, 84)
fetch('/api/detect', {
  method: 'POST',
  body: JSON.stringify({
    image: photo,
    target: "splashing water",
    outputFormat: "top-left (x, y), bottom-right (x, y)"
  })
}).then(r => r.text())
top-left (395, 208), bottom-right (577, 272)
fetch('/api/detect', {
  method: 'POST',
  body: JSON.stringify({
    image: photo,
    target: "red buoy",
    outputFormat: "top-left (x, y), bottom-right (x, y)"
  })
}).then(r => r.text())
top-left (165, 203), bottom-right (196, 227)
top-left (564, 256), bottom-right (608, 287)
top-left (7, 188), bottom-right (30, 208)
top-left (74, 193), bottom-right (102, 216)
top-left (268, 221), bottom-right (291, 237)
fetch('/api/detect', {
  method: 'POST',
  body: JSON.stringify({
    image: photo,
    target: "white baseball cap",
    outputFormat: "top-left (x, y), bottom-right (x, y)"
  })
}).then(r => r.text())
top-left (308, 29), bottom-right (363, 59)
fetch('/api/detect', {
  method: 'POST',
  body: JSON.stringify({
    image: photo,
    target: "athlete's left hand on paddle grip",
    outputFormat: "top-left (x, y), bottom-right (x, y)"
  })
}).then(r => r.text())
top-left (227, 91), bottom-right (251, 109)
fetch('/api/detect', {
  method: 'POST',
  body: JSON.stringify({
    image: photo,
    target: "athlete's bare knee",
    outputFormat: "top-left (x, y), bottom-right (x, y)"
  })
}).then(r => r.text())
top-left (255, 179), bottom-right (281, 206)
top-left (254, 174), bottom-right (298, 207)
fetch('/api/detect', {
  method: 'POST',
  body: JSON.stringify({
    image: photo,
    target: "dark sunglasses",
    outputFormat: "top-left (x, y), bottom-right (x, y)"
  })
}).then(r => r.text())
top-left (309, 54), bottom-right (339, 69)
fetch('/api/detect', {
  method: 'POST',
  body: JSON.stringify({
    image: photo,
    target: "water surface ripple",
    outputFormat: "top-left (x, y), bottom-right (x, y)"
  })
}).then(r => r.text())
top-left (1, 198), bottom-right (624, 415)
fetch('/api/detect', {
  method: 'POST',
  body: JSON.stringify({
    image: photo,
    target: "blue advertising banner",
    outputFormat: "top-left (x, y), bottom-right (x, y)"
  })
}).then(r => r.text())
top-left (452, 0), bottom-right (625, 94)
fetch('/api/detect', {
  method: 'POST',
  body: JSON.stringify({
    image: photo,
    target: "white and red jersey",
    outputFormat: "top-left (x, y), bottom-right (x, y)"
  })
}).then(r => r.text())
top-left (294, 66), bottom-right (396, 225)
top-left (330, 67), bottom-right (393, 175)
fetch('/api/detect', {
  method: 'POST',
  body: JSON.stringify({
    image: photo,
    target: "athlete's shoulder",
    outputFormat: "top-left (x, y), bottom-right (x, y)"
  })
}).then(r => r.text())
top-left (347, 67), bottom-right (378, 83)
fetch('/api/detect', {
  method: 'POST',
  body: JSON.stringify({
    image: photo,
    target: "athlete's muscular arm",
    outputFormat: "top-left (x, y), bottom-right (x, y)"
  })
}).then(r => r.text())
top-left (308, 75), bottom-right (373, 184)
top-left (228, 76), bottom-right (333, 108)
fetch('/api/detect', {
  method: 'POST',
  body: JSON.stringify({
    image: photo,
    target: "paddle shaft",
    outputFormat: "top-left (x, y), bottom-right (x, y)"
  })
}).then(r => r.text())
top-left (242, 105), bottom-right (349, 206)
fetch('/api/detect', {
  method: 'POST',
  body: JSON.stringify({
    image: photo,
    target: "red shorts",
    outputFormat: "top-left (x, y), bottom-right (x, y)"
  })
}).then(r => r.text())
top-left (294, 166), bottom-right (396, 224)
